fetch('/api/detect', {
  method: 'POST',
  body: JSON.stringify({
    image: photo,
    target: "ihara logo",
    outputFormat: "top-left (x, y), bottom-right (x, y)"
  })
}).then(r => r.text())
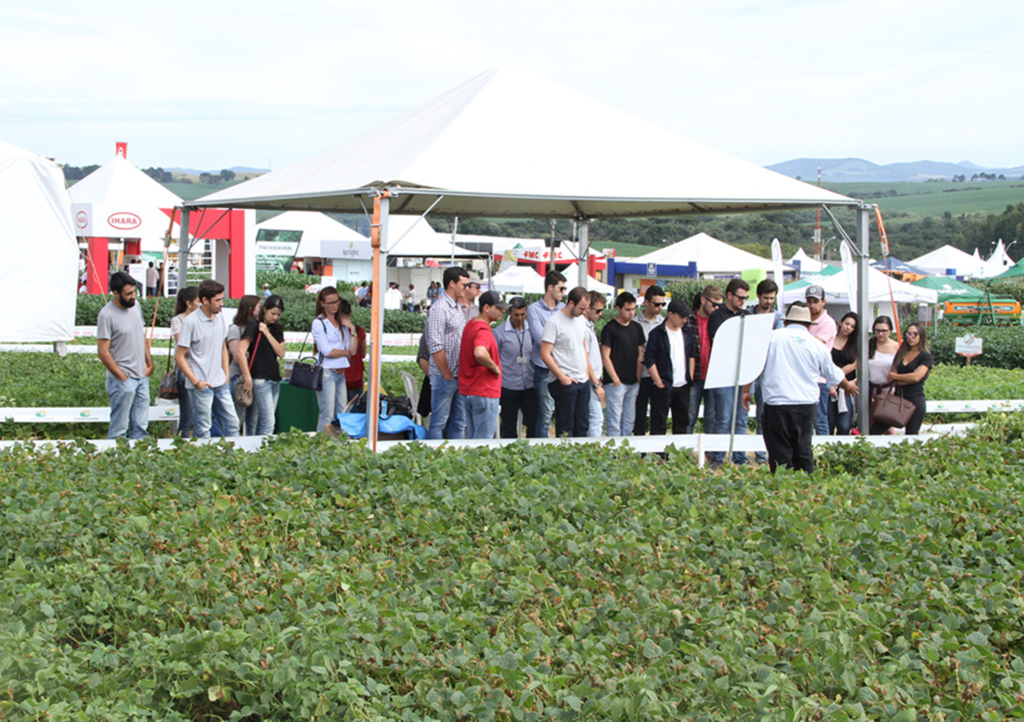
top-left (76, 211), bottom-right (88, 229)
top-left (164, 409), bottom-right (176, 417)
top-left (107, 212), bottom-right (142, 230)
top-left (34, 411), bottom-right (47, 418)
top-left (79, 410), bottom-right (92, 418)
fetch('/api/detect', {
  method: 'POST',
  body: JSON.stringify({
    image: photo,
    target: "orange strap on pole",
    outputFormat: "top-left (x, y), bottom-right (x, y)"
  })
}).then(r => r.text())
top-left (368, 191), bottom-right (389, 452)
top-left (875, 207), bottom-right (902, 341)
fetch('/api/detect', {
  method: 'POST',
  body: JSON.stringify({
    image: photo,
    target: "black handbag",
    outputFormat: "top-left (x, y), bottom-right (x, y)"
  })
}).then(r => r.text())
top-left (289, 322), bottom-right (325, 391)
top-left (871, 385), bottom-right (915, 429)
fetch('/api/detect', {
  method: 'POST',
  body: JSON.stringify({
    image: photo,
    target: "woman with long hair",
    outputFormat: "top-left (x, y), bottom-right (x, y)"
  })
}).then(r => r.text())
top-left (872, 321), bottom-right (932, 436)
top-left (235, 295), bottom-right (286, 436)
top-left (311, 287), bottom-right (359, 431)
top-left (827, 312), bottom-right (859, 435)
top-left (171, 286), bottom-right (200, 437)
top-left (228, 295), bottom-right (262, 433)
top-left (867, 315), bottom-right (900, 398)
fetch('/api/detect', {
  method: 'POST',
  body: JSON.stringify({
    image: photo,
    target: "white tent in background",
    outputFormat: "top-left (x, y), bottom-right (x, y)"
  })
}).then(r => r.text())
top-left (69, 155), bottom-right (181, 250)
top-left (256, 211), bottom-right (367, 258)
top-left (0, 140), bottom-right (78, 342)
top-left (789, 247), bottom-right (828, 275)
top-left (633, 232), bottom-right (777, 276)
top-left (984, 240), bottom-right (1016, 277)
top-left (560, 263), bottom-right (616, 297)
top-left (909, 245), bottom-right (988, 279)
top-left (782, 265), bottom-right (937, 306)
top-left (386, 216), bottom-right (487, 258)
top-left (489, 265), bottom-right (545, 294)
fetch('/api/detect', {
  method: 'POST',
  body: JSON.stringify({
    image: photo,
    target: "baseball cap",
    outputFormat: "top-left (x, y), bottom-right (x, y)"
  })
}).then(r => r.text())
top-left (805, 285), bottom-right (825, 300)
top-left (478, 290), bottom-right (509, 310)
top-left (667, 298), bottom-right (691, 317)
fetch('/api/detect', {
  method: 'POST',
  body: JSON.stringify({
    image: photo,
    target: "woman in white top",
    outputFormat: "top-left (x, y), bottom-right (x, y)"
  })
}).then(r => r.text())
top-left (170, 286), bottom-right (200, 437)
top-left (311, 287), bottom-right (359, 432)
top-left (867, 314), bottom-right (901, 401)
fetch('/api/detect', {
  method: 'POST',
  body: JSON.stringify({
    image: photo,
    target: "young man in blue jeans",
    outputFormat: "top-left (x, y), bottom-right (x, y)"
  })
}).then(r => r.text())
top-left (97, 271), bottom-right (153, 439)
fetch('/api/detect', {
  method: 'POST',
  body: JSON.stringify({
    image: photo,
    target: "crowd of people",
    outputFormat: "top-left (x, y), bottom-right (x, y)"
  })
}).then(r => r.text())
top-left (94, 268), bottom-right (933, 472)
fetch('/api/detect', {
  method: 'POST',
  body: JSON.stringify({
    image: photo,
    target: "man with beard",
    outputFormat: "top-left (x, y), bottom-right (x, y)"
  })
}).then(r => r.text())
top-left (97, 271), bottom-right (153, 439)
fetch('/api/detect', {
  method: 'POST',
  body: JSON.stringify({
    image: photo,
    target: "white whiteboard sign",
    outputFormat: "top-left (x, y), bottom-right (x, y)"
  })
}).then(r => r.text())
top-left (704, 313), bottom-right (777, 389)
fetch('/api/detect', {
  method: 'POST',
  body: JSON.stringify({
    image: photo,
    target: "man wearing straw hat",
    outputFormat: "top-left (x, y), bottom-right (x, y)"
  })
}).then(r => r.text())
top-left (742, 302), bottom-right (858, 474)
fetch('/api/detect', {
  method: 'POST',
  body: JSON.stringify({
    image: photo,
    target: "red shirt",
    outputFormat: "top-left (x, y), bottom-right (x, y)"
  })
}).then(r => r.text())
top-left (459, 319), bottom-right (501, 398)
top-left (695, 314), bottom-right (711, 380)
top-left (344, 326), bottom-right (366, 391)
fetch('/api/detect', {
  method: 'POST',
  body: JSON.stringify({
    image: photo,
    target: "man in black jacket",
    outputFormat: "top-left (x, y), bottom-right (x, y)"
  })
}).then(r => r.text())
top-left (643, 299), bottom-right (696, 435)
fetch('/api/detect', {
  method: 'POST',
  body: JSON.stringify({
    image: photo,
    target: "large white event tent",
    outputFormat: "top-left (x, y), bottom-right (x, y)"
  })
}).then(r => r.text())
top-left (187, 65), bottom-right (871, 442)
top-left (632, 232), bottom-right (778, 277)
top-left (70, 155), bottom-right (181, 251)
top-left (560, 263), bottom-right (616, 297)
top-left (909, 245), bottom-right (988, 279)
top-left (0, 140), bottom-right (78, 342)
top-left (385, 215), bottom-right (486, 259)
top-left (256, 211), bottom-right (366, 258)
top-left (489, 265), bottom-right (545, 294)
top-left (789, 247), bottom-right (828, 276)
top-left (782, 265), bottom-right (937, 306)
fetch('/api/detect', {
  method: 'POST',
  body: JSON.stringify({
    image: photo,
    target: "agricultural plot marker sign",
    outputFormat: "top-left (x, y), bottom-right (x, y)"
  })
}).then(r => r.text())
top-left (955, 334), bottom-right (983, 359)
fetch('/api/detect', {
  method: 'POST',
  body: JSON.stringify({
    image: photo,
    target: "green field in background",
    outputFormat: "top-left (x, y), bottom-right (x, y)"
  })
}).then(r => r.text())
top-left (826, 180), bottom-right (1024, 221)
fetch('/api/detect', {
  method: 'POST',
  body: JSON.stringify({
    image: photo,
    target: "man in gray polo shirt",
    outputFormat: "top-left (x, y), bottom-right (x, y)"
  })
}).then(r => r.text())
top-left (97, 271), bottom-right (153, 439)
top-left (175, 279), bottom-right (239, 438)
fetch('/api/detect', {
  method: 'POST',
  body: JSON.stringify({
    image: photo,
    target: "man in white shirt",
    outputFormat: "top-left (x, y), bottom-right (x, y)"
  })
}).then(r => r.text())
top-left (643, 299), bottom-right (695, 435)
top-left (539, 286), bottom-right (597, 438)
top-left (742, 302), bottom-right (858, 474)
top-left (582, 291), bottom-right (607, 437)
top-left (633, 285), bottom-right (666, 434)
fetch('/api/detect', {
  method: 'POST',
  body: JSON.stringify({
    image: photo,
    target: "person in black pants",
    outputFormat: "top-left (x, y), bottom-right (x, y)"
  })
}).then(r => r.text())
top-left (871, 322), bottom-right (932, 436)
top-left (633, 285), bottom-right (666, 435)
top-left (643, 299), bottom-right (695, 435)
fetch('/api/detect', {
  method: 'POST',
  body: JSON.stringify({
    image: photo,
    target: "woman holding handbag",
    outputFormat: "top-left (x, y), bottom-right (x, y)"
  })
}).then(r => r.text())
top-left (827, 312), bottom-right (859, 435)
top-left (311, 287), bottom-right (359, 432)
top-left (228, 295), bottom-right (261, 433)
top-left (236, 295), bottom-right (286, 436)
top-left (871, 322), bottom-right (932, 436)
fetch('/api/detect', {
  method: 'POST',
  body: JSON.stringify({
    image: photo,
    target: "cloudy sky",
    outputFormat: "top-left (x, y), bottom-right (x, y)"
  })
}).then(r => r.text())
top-left (2, 0), bottom-right (1021, 171)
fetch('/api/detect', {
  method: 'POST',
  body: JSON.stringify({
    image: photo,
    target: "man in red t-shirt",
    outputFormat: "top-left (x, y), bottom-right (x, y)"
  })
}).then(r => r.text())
top-left (688, 284), bottom-right (722, 434)
top-left (459, 290), bottom-right (508, 439)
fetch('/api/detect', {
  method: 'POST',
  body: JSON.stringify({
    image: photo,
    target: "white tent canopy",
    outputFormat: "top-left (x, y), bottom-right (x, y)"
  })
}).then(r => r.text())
top-left (257, 211), bottom-right (366, 257)
top-left (191, 66), bottom-right (858, 219)
top-left (983, 240), bottom-right (1016, 277)
top-left (789, 247), bottom-right (828, 276)
top-left (69, 156), bottom-right (181, 249)
top-left (783, 265), bottom-right (938, 306)
top-left (0, 140), bottom-right (78, 342)
top-left (488, 265), bottom-right (545, 294)
top-left (909, 245), bottom-right (988, 279)
top-left (560, 263), bottom-right (616, 297)
top-left (632, 232), bottom-right (777, 276)
top-left (386, 215), bottom-right (487, 258)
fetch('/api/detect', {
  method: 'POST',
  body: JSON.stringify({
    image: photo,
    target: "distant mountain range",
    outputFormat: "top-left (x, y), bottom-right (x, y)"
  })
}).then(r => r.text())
top-left (766, 158), bottom-right (1024, 183)
top-left (166, 166), bottom-right (269, 175)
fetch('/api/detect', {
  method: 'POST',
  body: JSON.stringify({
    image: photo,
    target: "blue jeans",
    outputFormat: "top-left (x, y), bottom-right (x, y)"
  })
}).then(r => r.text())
top-left (587, 388), bottom-right (603, 437)
top-left (815, 382), bottom-right (830, 435)
top-left (428, 374), bottom-right (466, 440)
top-left (687, 378), bottom-right (716, 434)
top-left (533, 365), bottom-right (555, 437)
top-left (710, 386), bottom-right (748, 465)
top-left (464, 395), bottom-right (499, 439)
top-left (604, 382), bottom-right (639, 437)
top-left (192, 383), bottom-right (240, 438)
top-left (827, 396), bottom-right (853, 436)
top-left (316, 369), bottom-right (348, 432)
top-left (248, 379), bottom-right (280, 436)
top-left (106, 375), bottom-right (150, 440)
top-left (176, 370), bottom-right (194, 437)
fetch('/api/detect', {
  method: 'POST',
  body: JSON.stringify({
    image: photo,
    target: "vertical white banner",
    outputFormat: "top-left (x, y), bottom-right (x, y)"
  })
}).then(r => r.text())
top-left (771, 238), bottom-right (785, 312)
top-left (840, 239), bottom-right (857, 311)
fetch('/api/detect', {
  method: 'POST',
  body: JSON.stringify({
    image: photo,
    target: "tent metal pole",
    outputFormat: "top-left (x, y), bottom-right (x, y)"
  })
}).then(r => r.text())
top-left (368, 192), bottom-right (390, 451)
top-left (178, 209), bottom-right (190, 288)
top-left (855, 204), bottom-right (873, 434)
top-left (548, 220), bottom-right (556, 276)
top-left (450, 216), bottom-right (458, 266)
top-left (577, 220), bottom-right (590, 288)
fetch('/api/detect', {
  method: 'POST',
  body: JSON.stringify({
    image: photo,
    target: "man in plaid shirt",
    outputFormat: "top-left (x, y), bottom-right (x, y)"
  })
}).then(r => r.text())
top-left (425, 266), bottom-right (470, 439)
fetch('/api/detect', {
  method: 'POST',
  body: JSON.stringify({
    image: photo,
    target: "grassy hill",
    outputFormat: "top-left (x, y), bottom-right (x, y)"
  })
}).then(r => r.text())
top-left (825, 180), bottom-right (1024, 223)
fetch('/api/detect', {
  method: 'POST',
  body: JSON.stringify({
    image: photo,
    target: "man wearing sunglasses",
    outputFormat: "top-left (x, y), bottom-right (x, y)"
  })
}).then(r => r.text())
top-left (527, 271), bottom-right (567, 437)
top-left (706, 278), bottom-right (751, 468)
top-left (687, 284), bottom-right (722, 436)
top-left (632, 285), bottom-right (666, 435)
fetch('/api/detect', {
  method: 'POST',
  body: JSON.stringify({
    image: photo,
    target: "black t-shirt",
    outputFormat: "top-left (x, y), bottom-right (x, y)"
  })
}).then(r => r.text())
top-left (241, 320), bottom-right (285, 381)
top-left (831, 343), bottom-right (857, 381)
top-left (600, 319), bottom-right (646, 385)
top-left (707, 306), bottom-right (747, 345)
top-left (897, 350), bottom-right (933, 397)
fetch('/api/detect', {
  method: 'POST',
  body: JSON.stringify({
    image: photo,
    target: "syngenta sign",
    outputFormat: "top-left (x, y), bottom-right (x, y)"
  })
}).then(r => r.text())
top-left (107, 212), bottom-right (142, 231)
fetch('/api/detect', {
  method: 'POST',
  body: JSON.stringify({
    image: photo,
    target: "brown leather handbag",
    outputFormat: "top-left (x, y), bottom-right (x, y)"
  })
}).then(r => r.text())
top-left (871, 385), bottom-right (915, 429)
